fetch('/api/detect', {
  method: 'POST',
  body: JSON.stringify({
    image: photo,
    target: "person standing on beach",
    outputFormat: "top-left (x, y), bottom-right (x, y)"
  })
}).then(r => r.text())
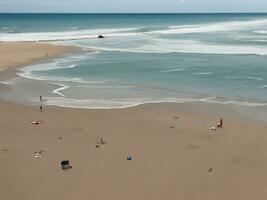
top-left (40, 95), bottom-right (42, 101)
top-left (40, 104), bottom-right (43, 112)
top-left (220, 118), bottom-right (223, 128)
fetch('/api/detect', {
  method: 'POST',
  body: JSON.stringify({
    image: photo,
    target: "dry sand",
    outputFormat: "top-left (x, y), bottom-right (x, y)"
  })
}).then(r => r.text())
top-left (1, 42), bottom-right (267, 200)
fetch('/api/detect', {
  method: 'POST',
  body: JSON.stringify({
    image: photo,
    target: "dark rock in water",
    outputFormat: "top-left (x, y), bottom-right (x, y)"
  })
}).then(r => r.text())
top-left (98, 35), bottom-right (104, 39)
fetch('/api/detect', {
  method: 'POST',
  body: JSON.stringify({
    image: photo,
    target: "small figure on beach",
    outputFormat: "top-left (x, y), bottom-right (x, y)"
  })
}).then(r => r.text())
top-left (95, 137), bottom-right (106, 148)
top-left (40, 95), bottom-right (42, 101)
top-left (97, 137), bottom-right (106, 144)
top-left (127, 155), bottom-right (132, 160)
top-left (31, 120), bottom-right (43, 125)
top-left (40, 104), bottom-right (43, 112)
top-left (217, 118), bottom-right (223, 128)
top-left (34, 150), bottom-right (44, 158)
top-left (208, 168), bottom-right (214, 172)
top-left (60, 160), bottom-right (72, 170)
top-left (45, 52), bottom-right (48, 57)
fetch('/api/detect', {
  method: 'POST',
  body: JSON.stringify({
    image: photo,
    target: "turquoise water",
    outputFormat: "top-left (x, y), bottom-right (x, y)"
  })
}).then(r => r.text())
top-left (1, 14), bottom-right (267, 109)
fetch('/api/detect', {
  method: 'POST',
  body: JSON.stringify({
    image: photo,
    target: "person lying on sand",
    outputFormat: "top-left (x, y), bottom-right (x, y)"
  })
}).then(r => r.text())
top-left (31, 120), bottom-right (43, 125)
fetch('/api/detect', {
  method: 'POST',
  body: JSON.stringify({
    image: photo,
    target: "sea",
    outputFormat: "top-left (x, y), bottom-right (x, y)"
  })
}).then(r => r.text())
top-left (1, 13), bottom-right (267, 116)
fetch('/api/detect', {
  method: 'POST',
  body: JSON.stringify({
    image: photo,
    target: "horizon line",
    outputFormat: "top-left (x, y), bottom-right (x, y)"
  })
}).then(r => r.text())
top-left (0, 12), bottom-right (267, 14)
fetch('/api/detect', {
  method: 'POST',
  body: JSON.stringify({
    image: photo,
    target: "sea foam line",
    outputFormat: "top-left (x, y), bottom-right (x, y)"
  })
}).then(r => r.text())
top-left (194, 72), bottom-right (212, 75)
top-left (1, 18), bottom-right (267, 42)
top-left (87, 38), bottom-right (267, 56)
top-left (52, 84), bottom-right (69, 97)
top-left (42, 95), bottom-right (267, 110)
top-left (159, 69), bottom-right (186, 73)
top-left (226, 76), bottom-right (264, 81)
top-left (153, 19), bottom-right (267, 35)
top-left (0, 27), bottom-right (142, 42)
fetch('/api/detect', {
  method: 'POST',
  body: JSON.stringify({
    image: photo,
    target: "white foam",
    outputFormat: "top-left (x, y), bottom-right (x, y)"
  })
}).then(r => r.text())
top-left (68, 26), bottom-right (81, 30)
top-left (0, 27), bottom-right (142, 42)
top-left (152, 19), bottom-right (267, 35)
top-left (52, 84), bottom-right (69, 97)
top-left (251, 39), bottom-right (267, 42)
top-left (254, 30), bottom-right (267, 34)
top-left (194, 72), bottom-right (212, 75)
top-left (42, 95), bottom-right (267, 109)
top-left (75, 85), bottom-right (132, 89)
top-left (17, 70), bottom-right (109, 85)
top-left (0, 81), bottom-right (9, 85)
top-left (260, 85), bottom-right (267, 88)
top-left (2, 19), bottom-right (267, 42)
top-left (92, 38), bottom-right (267, 56)
top-left (226, 76), bottom-right (264, 81)
top-left (160, 69), bottom-right (186, 73)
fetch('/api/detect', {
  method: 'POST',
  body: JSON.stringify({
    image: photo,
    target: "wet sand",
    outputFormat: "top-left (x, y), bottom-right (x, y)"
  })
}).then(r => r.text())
top-left (1, 42), bottom-right (267, 200)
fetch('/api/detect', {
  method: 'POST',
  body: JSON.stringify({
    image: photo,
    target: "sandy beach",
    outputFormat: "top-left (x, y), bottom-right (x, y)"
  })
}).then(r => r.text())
top-left (1, 42), bottom-right (267, 200)
top-left (0, 42), bottom-right (76, 72)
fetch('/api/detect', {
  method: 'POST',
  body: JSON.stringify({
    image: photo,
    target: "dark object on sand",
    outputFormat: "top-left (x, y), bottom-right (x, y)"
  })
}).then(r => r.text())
top-left (98, 35), bottom-right (104, 39)
top-left (99, 137), bottom-right (106, 144)
top-left (97, 137), bottom-right (106, 145)
top-left (127, 155), bottom-right (132, 160)
top-left (208, 168), bottom-right (214, 172)
top-left (61, 160), bottom-right (72, 170)
top-left (95, 145), bottom-right (100, 148)
top-left (170, 126), bottom-right (175, 129)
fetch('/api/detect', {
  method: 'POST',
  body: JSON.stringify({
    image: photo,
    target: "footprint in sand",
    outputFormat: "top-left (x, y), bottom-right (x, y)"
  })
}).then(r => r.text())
top-left (186, 144), bottom-right (198, 150)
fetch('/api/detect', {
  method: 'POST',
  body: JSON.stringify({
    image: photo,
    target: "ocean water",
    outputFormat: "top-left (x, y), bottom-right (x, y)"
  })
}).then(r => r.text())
top-left (1, 13), bottom-right (267, 111)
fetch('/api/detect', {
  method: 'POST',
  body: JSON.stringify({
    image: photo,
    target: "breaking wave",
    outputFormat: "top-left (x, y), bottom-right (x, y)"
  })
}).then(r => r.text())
top-left (42, 95), bottom-right (267, 109)
top-left (1, 18), bottom-right (267, 42)
top-left (226, 76), bottom-right (264, 81)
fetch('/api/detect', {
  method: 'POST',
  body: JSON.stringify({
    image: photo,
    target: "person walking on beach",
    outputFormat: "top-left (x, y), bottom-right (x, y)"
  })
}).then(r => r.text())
top-left (40, 104), bottom-right (43, 112)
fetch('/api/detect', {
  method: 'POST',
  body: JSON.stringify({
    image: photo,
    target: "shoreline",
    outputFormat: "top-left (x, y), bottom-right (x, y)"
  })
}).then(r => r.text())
top-left (0, 41), bottom-right (80, 99)
top-left (0, 42), bottom-right (78, 72)
top-left (0, 41), bottom-right (266, 124)
top-left (1, 42), bottom-right (267, 200)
